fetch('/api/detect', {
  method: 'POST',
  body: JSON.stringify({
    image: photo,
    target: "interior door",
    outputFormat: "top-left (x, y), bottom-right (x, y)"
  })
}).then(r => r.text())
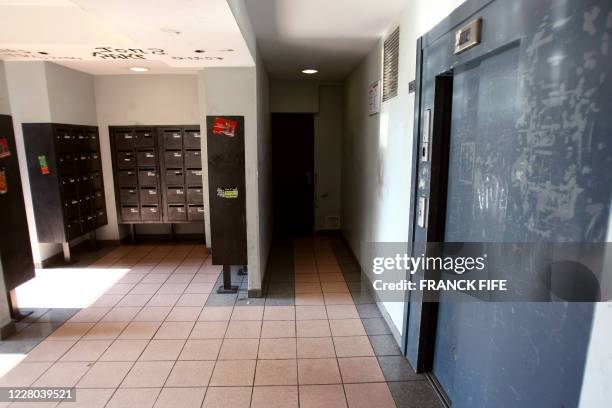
top-left (272, 113), bottom-right (315, 235)
top-left (409, 0), bottom-right (612, 406)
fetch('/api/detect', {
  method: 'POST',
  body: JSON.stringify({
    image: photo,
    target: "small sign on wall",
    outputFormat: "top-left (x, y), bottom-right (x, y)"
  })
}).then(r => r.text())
top-left (368, 80), bottom-right (381, 115)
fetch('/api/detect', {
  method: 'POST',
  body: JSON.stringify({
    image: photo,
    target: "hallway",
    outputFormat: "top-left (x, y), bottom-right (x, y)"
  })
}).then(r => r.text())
top-left (0, 236), bottom-right (439, 408)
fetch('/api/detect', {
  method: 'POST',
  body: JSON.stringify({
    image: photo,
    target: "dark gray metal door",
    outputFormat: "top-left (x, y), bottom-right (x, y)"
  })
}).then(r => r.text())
top-left (409, 0), bottom-right (612, 406)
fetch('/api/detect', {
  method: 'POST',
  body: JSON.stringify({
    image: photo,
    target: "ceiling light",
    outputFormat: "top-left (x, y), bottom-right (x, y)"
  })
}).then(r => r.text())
top-left (302, 69), bottom-right (318, 74)
top-left (129, 67), bottom-right (149, 72)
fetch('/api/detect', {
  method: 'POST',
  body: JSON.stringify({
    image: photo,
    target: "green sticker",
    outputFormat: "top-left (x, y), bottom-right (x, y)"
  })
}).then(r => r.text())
top-left (38, 155), bottom-right (50, 175)
top-left (216, 187), bottom-right (239, 199)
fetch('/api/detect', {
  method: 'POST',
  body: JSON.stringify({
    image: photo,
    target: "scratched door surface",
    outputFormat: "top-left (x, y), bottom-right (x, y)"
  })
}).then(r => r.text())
top-left (412, 0), bottom-right (612, 406)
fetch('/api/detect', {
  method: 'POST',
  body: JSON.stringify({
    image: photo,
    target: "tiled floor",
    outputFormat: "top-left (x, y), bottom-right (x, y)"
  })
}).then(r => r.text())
top-left (0, 236), bottom-right (443, 408)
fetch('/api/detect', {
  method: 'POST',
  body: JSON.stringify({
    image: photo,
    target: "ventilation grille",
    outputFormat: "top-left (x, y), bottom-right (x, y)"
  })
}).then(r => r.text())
top-left (383, 27), bottom-right (400, 102)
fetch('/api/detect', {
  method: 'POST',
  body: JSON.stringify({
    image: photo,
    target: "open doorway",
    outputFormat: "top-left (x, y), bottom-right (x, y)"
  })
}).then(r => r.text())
top-left (271, 113), bottom-right (315, 236)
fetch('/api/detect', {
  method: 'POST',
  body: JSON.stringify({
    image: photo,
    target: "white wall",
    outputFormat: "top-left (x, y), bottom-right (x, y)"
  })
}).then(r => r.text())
top-left (341, 0), bottom-right (465, 335)
top-left (4, 61), bottom-right (98, 264)
top-left (0, 62), bottom-right (10, 115)
top-left (93, 74), bottom-right (200, 240)
top-left (270, 80), bottom-right (343, 231)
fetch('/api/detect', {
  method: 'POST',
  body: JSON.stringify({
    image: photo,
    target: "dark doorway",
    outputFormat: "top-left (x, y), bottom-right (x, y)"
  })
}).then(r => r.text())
top-left (271, 113), bottom-right (314, 235)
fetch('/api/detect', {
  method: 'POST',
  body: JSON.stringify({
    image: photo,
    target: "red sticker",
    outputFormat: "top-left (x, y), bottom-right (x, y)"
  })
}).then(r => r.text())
top-left (212, 117), bottom-right (238, 138)
top-left (0, 138), bottom-right (10, 159)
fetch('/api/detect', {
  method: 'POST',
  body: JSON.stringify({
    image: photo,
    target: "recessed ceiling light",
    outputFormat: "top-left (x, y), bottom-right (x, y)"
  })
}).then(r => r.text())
top-left (301, 69), bottom-right (318, 74)
top-left (129, 67), bottom-right (149, 72)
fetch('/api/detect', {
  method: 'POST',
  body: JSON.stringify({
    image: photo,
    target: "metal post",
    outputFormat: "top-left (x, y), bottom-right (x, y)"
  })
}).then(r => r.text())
top-left (217, 264), bottom-right (238, 294)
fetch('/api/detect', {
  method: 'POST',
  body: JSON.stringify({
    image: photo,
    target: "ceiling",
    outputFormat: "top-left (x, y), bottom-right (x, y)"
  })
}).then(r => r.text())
top-left (245, 0), bottom-right (407, 80)
top-left (0, 0), bottom-right (254, 75)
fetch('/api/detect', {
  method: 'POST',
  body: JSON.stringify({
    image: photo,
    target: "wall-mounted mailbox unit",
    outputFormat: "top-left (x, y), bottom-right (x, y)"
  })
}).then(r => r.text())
top-left (23, 123), bottom-right (108, 261)
top-left (109, 125), bottom-right (204, 228)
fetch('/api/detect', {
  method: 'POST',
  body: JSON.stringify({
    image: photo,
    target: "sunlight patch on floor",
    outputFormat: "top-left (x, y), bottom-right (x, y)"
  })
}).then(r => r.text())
top-left (14, 267), bottom-right (130, 309)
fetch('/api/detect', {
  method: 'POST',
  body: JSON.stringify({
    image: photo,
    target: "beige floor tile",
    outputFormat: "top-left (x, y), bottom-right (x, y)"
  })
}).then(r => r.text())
top-left (89, 294), bottom-right (123, 308)
top-left (165, 306), bottom-right (202, 321)
top-left (166, 274), bottom-right (194, 284)
top-left (185, 283), bottom-right (214, 293)
top-left (295, 274), bottom-right (320, 283)
top-left (60, 340), bottom-right (112, 361)
top-left (47, 322), bottom-right (95, 341)
top-left (251, 386), bottom-right (298, 408)
top-left (326, 305), bottom-right (359, 320)
top-left (133, 307), bottom-right (172, 322)
top-left (318, 273), bottom-right (345, 283)
top-left (333, 336), bottom-right (374, 358)
top-left (154, 321), bottom-right (195, 339)
top-left (192, 273), bottom-right (220, 283)
top-left (57, 388), bottom-right (114, 408)
top-left (83, 322), bottom-right (128, 340)
top-left (99, 339), bottom-right (149, 361)
top-left (23, 340), bottom-right (75, 362)
top-left (106, 283), bottom-right (134, 295)
top-left (77, 361), bottom-right (133, 388)
top-left (230, 306), bottom-right (264, 321)
top-left (225, 320), bottom-right (262, 338)
top-left (33, 362), bottom-right (90, 387)
top-left (190, 321), bottom-right (228, 339)
top-left (317, 264), bottom-right (343, 274)
top-left (176, 293), bottom-right (209, 307)
top-left (295, 293), bottom-right (325, 306)
top-left (0, 362), bottom-right (51, 387)
top-left (106, 387), bottom-right (161, 408)
top-left (69, 307), bottom-right (110, 323)
top-left (338, 357), bottom-right (385, 383)
top-left (344, 383), bottom-right (395, 408)
top-left (118, 322), bottom-right (161, 340)
top-left (297, 358), bottom-right (341, 385)
top-left (263, 306), bottom-right (295, 321)
top-left (139, 339), bottom-right (185, 361)
top-left (299, 384), bottom-right (348, 408)
top-left (198, 306), bottom-right (233, 321)
top-left (157, 283), bottom-right (188, 294)
top-left (296, 320), bottom-right (331, 337)
top-left (258, 338), bottom-right (297, 359)
top-left (146, 294), bottom-right (180, 307)
top-left (165, 360), bottom-right (214, 387)
top-left (254, 359), bottom-right (297, 386)
top-left (295, 306), bottom-right (327, 320)
top-left (295, 282), bottom-right (322, 294)
top-left (118, 294), bottom-right (153, 307)
top-left (323, 293), bottom-right (354, 306)
top-left (297, 337), bottom-right (336, 359)
top-left (210, 360), bottom-right (256, 386)
top-left (329, 320), bottom-right (366, 337)
top-left (141, 274), bottom-right (170, 284)
top-left (153, 387), bottom-right (206, 408)
top-left (261, 320), bottom-right (296, 338)
top-left (102, 307), bottom-right (141, 322)
top-left (321, 281), bottom-right (350, 293)
top-left (202, 386), bottom-right (252, 408)
top-left (179, 339), bottom-right (222, 360)
top-left (121, 361), bottom-right (173, 388)
top-left (218, 338), bottom-right (259, 360)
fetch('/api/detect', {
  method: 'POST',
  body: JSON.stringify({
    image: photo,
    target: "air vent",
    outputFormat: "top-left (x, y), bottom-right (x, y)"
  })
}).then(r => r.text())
top-left (383, 27), bottom-right (400, 102)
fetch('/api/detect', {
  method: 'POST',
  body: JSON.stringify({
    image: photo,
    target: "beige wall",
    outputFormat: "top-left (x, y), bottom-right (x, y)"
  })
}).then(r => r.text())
top-left (93, 74), bottom-right (201, 240)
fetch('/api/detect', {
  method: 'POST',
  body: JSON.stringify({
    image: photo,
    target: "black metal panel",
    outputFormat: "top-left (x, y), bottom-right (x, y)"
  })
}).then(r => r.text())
top-left (206, 116), bottom-right (247, 265)
top-left (0, 115), bottom-right (35, 290)
top-left (110, 125), bottom-right (203, 225)
top-left (23, 123), bottom-right (107, 244)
